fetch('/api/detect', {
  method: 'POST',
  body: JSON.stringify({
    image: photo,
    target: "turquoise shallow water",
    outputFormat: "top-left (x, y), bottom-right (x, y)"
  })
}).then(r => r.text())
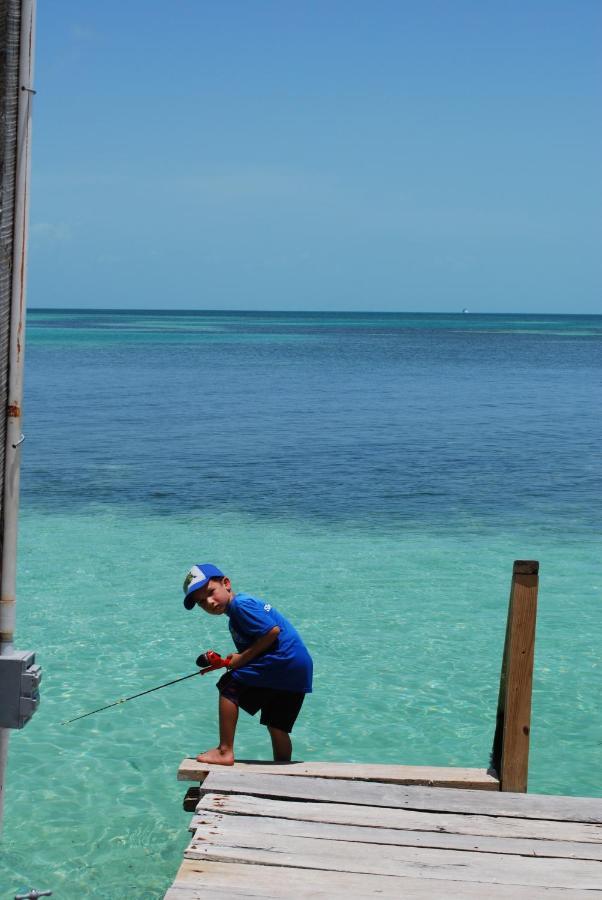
top-left (1, 310), bottom-right (601, 898)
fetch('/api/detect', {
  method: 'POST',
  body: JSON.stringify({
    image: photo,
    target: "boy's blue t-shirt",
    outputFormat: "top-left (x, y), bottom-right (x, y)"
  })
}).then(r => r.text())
top-left (226, 593), bottom-right (312, 693)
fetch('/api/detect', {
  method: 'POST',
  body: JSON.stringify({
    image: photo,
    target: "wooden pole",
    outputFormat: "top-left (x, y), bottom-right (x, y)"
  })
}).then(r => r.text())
top-left (491, 560), bottom-right (539, 793)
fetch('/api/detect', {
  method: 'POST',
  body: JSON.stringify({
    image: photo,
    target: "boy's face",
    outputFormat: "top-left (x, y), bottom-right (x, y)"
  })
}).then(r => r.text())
top-left (190, 577), bottom-right (232, 615)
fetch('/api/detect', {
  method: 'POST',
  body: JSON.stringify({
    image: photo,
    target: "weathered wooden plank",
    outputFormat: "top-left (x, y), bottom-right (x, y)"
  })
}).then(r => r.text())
top-left (185, 828), bottom-right (602, 889)
top-left (200, 771), bottom-right (602, 823)
top-left (189, 809), bottom-right (602, 860)
top-left (177, 758), bottom-right (499, 790)
top-left (196, 792), bottom-right (602, 844)
top-left (165, 859), bottom-right (601, 899)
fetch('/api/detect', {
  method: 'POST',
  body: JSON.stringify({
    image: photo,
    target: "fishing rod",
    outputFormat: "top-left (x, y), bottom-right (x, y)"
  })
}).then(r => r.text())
top-left (61, 650), bottom-right (232, 725)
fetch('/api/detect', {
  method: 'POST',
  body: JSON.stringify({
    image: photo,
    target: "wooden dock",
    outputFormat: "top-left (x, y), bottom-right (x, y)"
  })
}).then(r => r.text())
top-left (166, 761), bottom-right (602, 898)
top-left (165, 562), bottom-right (602, 896)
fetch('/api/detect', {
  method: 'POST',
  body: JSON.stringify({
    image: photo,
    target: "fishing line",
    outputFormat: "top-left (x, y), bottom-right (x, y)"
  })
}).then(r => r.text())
top-left (61, 652), bottom-right (231, 725)
top-left (61, 670), bottom-right (201, 725)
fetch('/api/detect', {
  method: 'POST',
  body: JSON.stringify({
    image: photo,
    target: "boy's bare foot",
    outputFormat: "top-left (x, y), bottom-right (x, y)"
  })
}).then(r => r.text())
top-left (195, 747), bottom-right (235, 766)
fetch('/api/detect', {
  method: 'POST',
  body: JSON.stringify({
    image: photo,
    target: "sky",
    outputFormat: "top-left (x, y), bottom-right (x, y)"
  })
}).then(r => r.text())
top-left (28, 1), bottom-right (601, 313)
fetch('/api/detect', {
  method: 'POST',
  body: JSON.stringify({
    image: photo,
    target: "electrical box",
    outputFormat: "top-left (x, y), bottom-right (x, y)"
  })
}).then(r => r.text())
top-left (0, 650), bottom-right (42, 729)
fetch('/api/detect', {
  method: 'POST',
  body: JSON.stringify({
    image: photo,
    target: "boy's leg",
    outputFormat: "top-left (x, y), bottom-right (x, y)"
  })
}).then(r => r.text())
top-left (268, 726), bottom-right (292, 762)
top-left (262, 691), bottom-right (304, 762)
top-left (196, 694), bottom-right (238, 765)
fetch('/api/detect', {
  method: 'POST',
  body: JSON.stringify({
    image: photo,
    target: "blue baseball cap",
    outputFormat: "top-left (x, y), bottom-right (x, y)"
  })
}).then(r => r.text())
top-left (183, 563), bottom-right (224, 610)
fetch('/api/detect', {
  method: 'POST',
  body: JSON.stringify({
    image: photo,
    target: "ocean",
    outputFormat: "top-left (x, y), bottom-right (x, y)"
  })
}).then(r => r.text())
top-left (2, 309), bottom-right (601, 897)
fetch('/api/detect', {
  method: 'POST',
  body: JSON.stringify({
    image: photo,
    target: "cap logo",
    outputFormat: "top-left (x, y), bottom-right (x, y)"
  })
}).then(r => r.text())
top-left (183, 566), bottom-right (205, 594)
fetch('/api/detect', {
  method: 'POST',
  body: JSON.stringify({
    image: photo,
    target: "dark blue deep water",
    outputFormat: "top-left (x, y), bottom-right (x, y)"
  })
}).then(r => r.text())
top-left (23, 310), bottom-right (602, 533)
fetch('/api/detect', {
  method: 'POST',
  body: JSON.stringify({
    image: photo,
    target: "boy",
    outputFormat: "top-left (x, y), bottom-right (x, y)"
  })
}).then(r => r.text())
top-left (182, 563), bottom-right (313, 765)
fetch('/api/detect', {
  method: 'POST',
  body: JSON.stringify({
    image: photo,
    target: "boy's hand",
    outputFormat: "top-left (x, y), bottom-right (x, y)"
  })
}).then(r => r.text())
top-left (227, 653), bottom-right (243, 670)
top-left (226, 627), bottom-right (280, 672)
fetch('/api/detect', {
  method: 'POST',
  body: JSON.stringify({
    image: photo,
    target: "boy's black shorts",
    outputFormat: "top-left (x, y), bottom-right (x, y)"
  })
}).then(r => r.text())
top-left (216, 671), bottom-right (305, 733)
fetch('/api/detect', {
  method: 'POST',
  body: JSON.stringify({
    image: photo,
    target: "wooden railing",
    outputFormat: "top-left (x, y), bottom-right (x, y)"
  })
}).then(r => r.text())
top-left (491, 560), bottom-right (539, 792)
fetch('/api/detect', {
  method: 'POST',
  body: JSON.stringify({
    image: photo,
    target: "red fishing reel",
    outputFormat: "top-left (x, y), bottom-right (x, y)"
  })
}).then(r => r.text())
top-left (196, 650), bottom-right (232, 675)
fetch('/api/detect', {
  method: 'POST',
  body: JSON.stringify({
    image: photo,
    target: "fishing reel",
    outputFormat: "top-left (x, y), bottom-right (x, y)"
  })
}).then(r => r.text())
top-left (196, 650), bottom-right (232, 674)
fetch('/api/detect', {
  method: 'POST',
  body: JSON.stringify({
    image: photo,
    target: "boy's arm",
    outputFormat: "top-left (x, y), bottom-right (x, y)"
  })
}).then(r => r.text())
top-left (228, 626), bottom-right (280, 670)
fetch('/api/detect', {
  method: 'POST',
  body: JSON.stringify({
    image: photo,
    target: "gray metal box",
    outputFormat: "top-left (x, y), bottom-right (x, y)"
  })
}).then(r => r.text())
top-left (0, 650), bottom-right (42, 729)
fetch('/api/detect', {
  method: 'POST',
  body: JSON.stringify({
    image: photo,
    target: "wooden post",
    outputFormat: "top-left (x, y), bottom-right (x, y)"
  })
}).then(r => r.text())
top-left (491, 560), bottom-right (539, 793)
top-left (183, 786), bottom-right (201, 812)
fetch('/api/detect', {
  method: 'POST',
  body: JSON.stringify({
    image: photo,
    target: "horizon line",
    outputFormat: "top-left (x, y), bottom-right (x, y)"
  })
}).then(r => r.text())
top-left (27, 306), bottom-right (602, 317)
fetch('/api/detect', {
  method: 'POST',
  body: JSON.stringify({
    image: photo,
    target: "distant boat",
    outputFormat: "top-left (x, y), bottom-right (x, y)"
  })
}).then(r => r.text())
top-left (462, 308), bottom-right (469, 314)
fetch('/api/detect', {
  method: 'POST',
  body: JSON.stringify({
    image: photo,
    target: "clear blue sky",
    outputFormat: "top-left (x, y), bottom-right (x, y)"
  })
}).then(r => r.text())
top-left (29, 1), bottom-right (601, 312)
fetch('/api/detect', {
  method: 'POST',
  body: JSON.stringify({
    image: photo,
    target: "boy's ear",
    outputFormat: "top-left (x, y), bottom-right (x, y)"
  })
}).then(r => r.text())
top-left (223, 576), bottom-right (232, 590)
